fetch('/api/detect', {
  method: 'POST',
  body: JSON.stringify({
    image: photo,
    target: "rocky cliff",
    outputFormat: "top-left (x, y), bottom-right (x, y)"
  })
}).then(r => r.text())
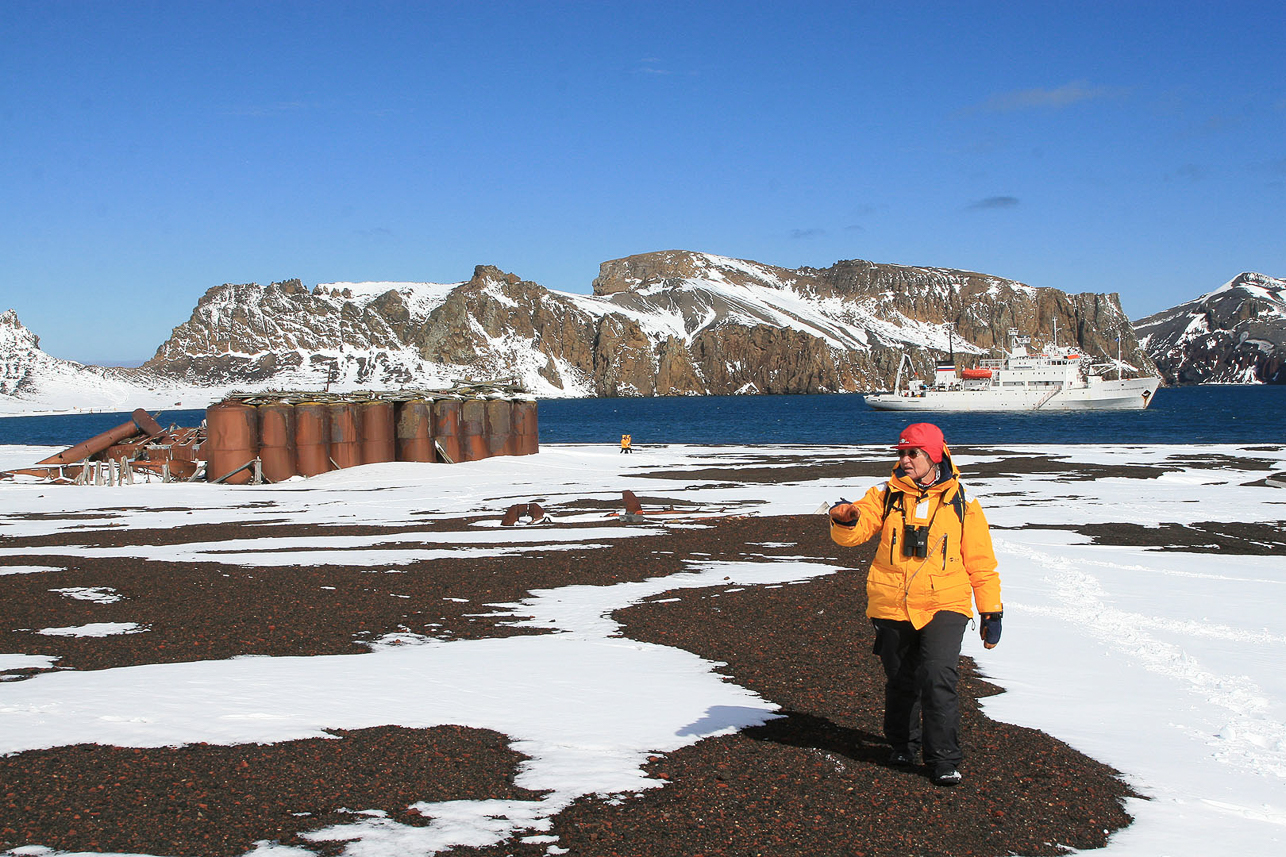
top-left (586, 251), bottom-right (1154, 394)
top-left (1135, 272), bottom-right (1286, 384)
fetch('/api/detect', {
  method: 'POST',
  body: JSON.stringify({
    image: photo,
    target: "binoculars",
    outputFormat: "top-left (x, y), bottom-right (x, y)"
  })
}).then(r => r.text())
top-left (903, 524), bottom-right (930, 558)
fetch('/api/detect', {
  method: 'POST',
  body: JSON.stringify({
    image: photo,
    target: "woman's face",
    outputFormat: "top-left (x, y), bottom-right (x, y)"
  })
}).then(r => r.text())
top-left (897, 447), bottom-right (937, 483)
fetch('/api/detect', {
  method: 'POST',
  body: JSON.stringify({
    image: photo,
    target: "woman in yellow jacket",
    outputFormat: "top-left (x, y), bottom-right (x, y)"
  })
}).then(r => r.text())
top-left (829, 422), bottom-right (1002, 787)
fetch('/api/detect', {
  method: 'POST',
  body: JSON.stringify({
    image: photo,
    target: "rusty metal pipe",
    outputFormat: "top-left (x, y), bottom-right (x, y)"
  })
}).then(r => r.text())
top-left (36, 408), bottom-right (165, 466)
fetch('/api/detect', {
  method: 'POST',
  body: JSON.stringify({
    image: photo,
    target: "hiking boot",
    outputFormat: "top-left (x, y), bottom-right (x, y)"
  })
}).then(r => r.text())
top-left (888, 748), bottom-right (916, 766)
top-left (931, 764), bottom-right (962, 787)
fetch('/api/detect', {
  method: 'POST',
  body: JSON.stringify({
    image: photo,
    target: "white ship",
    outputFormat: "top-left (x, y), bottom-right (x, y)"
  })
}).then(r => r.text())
top-left (863, 332), bottom-right (1162, 411)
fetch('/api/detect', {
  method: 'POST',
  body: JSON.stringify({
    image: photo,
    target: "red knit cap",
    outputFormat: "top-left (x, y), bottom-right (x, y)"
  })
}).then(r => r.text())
top-left (895, 422), bottom-right (945, 463)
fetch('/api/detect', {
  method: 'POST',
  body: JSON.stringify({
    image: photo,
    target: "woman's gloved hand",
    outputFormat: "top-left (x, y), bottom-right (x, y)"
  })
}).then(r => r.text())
top-left (980, 612), bottom-right (1002, 649)
top-left (829, 501), bottom-right (859, 526)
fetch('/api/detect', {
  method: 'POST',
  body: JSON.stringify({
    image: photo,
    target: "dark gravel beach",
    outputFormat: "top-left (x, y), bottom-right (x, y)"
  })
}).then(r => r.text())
top-left (0, 487), bottom-right (1146, 857)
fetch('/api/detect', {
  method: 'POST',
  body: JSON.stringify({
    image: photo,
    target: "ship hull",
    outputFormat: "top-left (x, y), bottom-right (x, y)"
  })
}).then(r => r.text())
top-left (863, 376), bottom-right (1161, 412)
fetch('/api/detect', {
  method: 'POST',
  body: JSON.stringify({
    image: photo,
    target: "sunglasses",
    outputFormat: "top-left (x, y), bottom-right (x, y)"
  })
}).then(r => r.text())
top-left (897, 448), bottom-right (927, 460)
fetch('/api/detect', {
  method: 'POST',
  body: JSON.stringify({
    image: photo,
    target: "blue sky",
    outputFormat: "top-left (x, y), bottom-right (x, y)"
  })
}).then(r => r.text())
top-left (3, 1), bottom-right (1283, 364)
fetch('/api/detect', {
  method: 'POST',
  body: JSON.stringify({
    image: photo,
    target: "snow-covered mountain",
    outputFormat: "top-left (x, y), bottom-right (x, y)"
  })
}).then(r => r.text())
top-left (2, 251), bottom-right (1155, 413)
top-left (1135, 272), bottom-right (1286, 385)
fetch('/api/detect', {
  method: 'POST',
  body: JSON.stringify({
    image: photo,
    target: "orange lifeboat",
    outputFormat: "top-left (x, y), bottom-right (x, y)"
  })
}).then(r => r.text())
top-left (961, 368), bottom-right (993, 379)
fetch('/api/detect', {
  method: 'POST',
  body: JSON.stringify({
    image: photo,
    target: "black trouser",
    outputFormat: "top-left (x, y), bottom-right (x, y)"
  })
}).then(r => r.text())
top-left (872, 611), bottom-right (968, 768)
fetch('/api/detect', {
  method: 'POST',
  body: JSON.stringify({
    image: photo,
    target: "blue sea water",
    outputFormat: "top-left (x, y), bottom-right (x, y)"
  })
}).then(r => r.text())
top-left (1, 387), bottom-right (1282, 448)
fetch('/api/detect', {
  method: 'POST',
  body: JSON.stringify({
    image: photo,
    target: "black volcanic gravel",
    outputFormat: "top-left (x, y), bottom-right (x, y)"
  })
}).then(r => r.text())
top-left (0, 492), bottom-right (1158, 856)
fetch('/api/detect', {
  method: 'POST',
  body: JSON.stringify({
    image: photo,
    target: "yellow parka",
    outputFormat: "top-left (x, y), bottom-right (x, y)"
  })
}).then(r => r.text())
top-left (830, 449), bottom-right (1001, 628)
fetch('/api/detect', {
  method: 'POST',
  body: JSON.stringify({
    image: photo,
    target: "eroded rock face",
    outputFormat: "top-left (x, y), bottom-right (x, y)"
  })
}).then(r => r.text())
top-left (1135, 272), bottom-right (1286, 385)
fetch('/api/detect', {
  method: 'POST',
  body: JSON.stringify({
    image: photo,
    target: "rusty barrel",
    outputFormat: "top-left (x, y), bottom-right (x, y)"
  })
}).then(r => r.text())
top-left (205, 400), bottom-right (259, 484)
top-left (328, 401), bottom-right (363, 470)
top-left (258, 402), bottom-right (298, 483)
top-left (485, 399), bottom-right (512, 457)
top-left (360, 400), bottom-right (396, 464)
top-left (512, 400), bottom-right (539, 456)
top-left (295, 402), bottom-right (332, 477)
top-left (432, 399), bottom-right (463, 464)
top-left (460, 399), bottom-right (489, 462)
top-left (395, 399), bottom-right (436, 462)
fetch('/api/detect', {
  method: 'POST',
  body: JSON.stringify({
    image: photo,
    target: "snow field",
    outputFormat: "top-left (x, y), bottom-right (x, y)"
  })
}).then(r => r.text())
top-left (0, 441), bottom-right (1284, 856)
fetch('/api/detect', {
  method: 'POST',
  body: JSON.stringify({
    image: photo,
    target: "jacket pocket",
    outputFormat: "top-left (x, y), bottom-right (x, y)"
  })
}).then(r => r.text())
top-left (925, 570), bottom-right (971, 611)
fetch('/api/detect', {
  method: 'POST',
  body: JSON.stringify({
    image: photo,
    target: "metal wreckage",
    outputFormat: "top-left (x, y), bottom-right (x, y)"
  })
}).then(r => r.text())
top-left (3, 384), bottom-right (746, 526)
top-left (1, 382), bottom-right (539, 487)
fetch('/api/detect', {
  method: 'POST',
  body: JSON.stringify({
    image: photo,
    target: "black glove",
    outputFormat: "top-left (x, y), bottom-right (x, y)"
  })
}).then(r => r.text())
top-left (980, 612), bottom-right (1002, 647)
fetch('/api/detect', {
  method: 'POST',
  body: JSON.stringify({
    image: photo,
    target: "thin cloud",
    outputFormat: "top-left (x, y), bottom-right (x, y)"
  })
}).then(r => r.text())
top-left (966, 196), bottom-right (1020, 211)
top-left (790, 228), bottom-right (826, 239)
top-left (632, 58), bottom-right (672, 76)
top-left (966, 81), bottom-right (1118, 114)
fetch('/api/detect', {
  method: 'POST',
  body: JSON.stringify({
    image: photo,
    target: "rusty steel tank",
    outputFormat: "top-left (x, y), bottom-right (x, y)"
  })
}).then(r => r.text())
top-left (294, 402), bottom-right (332, 477)
top-left (459, 398), bottom-right (489, 462)
top-left (205, 400), bottom-right (259, 485)
top-left (432, 399), bottom-right (463, 464)
top-left (512, 399), bottom-right (539, 456)
top-left (258, 401), bottom-right (298, 483)
top-left (359, 400), bottom-right (396, 465)
top-left (328, 401), bottom-right (363, 470)
top-left (485, 399), bottom-right (512, 458)
top-left (395, 399), bottom-right (436, 462)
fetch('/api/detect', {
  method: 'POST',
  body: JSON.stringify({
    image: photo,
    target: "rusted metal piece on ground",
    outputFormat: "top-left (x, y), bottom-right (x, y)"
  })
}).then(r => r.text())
top-left (622, 490), bottom-right (643, 515)
top-left (395, 399), bottom-right (436, 463)
top-left (205, 400), bottom-right (259, 485)
top-left (0, 465), bottom-right (79, 483)
top-left (258, 401), bottom-right (298, 483)
top-left (500, 502), bottom-right (548, 526)
top-left (360, 400), bottom-right (396, 464)
top-left (211, 457), bottom-right (260, 485)
top-left (35, 408), bottom-right (164, 466)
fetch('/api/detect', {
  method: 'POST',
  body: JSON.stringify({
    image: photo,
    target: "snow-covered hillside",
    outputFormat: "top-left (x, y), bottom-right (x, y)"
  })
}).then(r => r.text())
top-left (0, 310), bottom-right (197, 416)
top-left (1135, 272), bottom-right (1286, 384)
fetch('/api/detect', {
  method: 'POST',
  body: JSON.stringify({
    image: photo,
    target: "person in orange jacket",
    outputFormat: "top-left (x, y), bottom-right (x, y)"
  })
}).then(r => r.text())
top-left (828, 422), bottom-right (1002, 787)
